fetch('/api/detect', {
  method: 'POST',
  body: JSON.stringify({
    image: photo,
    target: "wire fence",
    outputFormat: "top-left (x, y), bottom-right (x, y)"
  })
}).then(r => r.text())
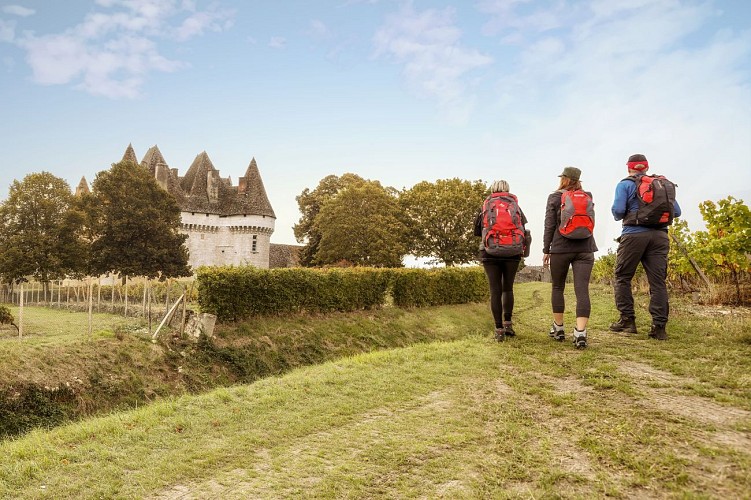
top-left (0, 276), bottom-right (198, 339)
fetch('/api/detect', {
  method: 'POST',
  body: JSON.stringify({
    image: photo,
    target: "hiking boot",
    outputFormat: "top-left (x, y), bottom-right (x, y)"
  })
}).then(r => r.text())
top-left (549, 322), bottom-right (565, 342)
top-left (503, 323), bottom-right (516, 338)
top-left (609, 316), bottom-right (637, 334)
top-left (648, 324), bottom-right (668, 340)
top-left (494, 328), bottom-right (506, 342)
top-left (573, 329), bottom-right (587, 349)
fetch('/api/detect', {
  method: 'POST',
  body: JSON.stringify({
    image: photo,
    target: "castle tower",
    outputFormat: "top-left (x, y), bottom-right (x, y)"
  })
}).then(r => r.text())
top-left (114, 145), bottom-right (276, 270)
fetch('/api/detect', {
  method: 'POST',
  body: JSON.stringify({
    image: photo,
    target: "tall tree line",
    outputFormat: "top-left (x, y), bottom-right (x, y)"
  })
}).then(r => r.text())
top-left (294, 174), bottom-right (488, 267)
top-left (0, 161), bottom-right (190, 290)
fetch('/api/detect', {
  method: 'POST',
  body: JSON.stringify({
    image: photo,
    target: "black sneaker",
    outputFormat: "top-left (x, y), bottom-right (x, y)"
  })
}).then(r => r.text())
top-left (609, 316), bottom-right (637, 334)
top-left (648, 324), bottom-right (668, 340)
top-left (503, 324), bottom-right (516, 338)
top-left (549, 322), bottom-right (565, 341)
top-left (573, 329), bottom-right (587, 349)
top-left (494, 328), bottom-right (506, 342)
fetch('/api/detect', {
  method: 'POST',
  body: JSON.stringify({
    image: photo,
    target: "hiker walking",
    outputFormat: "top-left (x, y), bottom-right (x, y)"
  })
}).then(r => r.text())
top-left (609, 154), bottom-right (681, 340)
top-left (474, 180), bottom-right (529, 342)
top-left (542, 166), bottom-right (597, 349)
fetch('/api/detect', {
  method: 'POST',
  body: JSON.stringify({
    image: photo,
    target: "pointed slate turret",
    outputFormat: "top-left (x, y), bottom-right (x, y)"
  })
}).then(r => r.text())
top-left (75, 176), bottom-right (90, 197)
top-left (180, 151), bottom-right (226, 213)
top-left (229, 157), bottom-right (275, 218)
top-left (141, 145), bottom-right (167, 176)
top-left (122, 143), bottom-right (138, 164)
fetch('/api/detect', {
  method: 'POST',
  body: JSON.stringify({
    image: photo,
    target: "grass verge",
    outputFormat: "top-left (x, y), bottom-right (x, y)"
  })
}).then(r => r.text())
top-left (0, 283), bottom-right (749, 497)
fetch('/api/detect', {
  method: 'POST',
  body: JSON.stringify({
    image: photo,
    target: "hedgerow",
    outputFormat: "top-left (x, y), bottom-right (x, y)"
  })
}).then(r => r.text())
top-left (197, 266), bottom-right (489, 322)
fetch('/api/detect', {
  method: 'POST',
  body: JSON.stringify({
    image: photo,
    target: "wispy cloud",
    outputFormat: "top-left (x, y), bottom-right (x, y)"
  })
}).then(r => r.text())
top-left (479, 0), bottom-right (751, 243)
top-left (0, 19), bottom-right (14, 42)
top-left (2, 5), bottom-right (35, 17)
top-left (269, 36), bottom-right (286, 49)
top-left (7, 0), bottom-right (234, 98)
top-left (373, 3), bottom-right (493, 123)
top-left (307, 19), bottom-right (331, 41)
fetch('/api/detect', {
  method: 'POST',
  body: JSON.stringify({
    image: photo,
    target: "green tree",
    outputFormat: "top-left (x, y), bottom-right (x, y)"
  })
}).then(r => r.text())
top-left (88, 161), bottom-right (191, 279)
top-left (693, 196), bottom-right (750, 303)
top-left (294, 173), bottom-right (366, 266)
top-left (314, 182), bottom-right (407, 267)
top-left (0, 172), bottom-right (86, 292)
top-left (400, 178), bottom-right (487, 266)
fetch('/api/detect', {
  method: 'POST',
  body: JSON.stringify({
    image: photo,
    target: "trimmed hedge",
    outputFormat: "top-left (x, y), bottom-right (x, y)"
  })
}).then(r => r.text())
top-left (391, 267), bottom-right (489, 308)
top-left (197, 266), bottom-right (393, 321)
top-left (197, 266), bottom-right (489, 322)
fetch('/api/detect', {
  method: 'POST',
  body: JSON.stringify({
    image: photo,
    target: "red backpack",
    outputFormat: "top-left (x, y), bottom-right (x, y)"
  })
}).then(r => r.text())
top-left (559, 189), bottom-right (595, 239)
top-left (481, 193), bottom-right (525, 257)
top-left (623, 174), bottom-right (677, 228)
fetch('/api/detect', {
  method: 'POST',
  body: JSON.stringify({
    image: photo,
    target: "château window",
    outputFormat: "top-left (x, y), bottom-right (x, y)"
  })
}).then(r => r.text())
top-left (252, 234), bottom-right (257, 253)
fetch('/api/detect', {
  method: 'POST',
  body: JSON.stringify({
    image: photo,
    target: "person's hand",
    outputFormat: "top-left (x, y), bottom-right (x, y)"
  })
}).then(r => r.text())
top-left (542, 253), bottom-right (550, 268)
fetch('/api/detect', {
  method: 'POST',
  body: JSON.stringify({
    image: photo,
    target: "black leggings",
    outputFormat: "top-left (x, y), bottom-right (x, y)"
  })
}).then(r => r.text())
top-left (482, 260), bottom-right (520, 328)
top-left (550, 252), bottom-right (594, 317)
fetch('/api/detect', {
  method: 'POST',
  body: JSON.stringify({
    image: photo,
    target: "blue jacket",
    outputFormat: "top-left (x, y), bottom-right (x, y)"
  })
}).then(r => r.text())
top-left (611, 178), bottom-right (681, 234)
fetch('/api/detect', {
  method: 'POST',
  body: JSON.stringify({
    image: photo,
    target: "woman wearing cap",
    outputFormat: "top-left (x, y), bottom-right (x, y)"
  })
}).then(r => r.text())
top-left (542, 167), bottom-right (598, 349)
top-left (474, 179), bottom-right (528, 342)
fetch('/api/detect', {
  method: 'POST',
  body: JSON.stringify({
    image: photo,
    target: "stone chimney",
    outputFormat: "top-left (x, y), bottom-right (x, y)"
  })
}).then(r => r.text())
top-left (238, 176), bottom-right (247, 195)
top-left (207, 170), bottom-right (219, 202)
top-left (155, 163), bottom-right (169, 190)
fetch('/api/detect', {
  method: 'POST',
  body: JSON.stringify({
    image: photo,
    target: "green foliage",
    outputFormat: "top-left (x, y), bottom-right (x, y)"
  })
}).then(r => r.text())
top-left (391, 267), bottom-right (488, 308)
top-left (400, 178), bottom-right (487, 266)
top-left (693, 197), bottom-right (750, 303)
top-left (0, 384), bottom-right (76, 438)
top-left (197, 266), bottom-right (394, 321)
top-left (667, 219), bottom-right (698, 285)
top-left (293, 173), bottom-right (367, 266)
top-left (314, 182), bottom-right (407, 267)
top-left (0, 172), bottom-right (86, 284)
top-left (197, 266), bottom-right (491, 321)
top-left (0, 305), bottom-right (17, 331)
top-left (694, 197), bottom-right (750, 275)
top-left (88, 161), bottom-right (191, 279)
top-left (592, 249), bottom-right (617, 284)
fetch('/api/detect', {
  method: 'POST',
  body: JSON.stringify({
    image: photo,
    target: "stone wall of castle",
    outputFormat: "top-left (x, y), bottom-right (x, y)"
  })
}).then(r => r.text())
top-left (181, 212), bottom-right (275, 269)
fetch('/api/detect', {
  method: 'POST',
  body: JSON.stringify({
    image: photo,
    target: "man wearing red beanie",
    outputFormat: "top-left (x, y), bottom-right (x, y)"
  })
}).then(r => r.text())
top-left (609, 154), bottom-right (681, 340)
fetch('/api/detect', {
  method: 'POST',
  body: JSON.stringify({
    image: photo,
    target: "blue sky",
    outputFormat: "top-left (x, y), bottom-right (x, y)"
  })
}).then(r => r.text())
top-left (1, 0), bottom-right (749, 266)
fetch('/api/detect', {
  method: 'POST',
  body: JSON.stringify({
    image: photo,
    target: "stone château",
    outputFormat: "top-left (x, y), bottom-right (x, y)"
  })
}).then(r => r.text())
top-left (86, 144), bottom-right (277, 269)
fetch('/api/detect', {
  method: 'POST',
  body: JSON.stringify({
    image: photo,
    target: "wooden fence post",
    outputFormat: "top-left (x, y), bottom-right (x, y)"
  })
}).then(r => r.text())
top-left (18, 282), bottom-right (24, 339)
top-left (124, 275), bottom-right (129, 318)
top-left (88, 277), bottom-right (94, 336)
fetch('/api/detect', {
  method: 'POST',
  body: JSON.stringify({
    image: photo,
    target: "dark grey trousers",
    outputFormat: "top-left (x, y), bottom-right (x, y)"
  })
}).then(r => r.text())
top-left (614, 231), bottom-right (670, 326)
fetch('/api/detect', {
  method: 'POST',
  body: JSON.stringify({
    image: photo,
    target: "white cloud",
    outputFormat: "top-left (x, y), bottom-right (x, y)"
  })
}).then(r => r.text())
top-left (9, 0), bottom-right (234, 98)
top-left (307, 19), bottom-right (331, 41)
top-left (373, 4), bottom-right (492, 123)
top-left (269, 36), bottom-right (286, 49)
top-left (2, 5), bottom-right (35, 17)
top-left (481, 0), bottom-right (751, 251)
top-left (0, 19), bottom-right (14, 42)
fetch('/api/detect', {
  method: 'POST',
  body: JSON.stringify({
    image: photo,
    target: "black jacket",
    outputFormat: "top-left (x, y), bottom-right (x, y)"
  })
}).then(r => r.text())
top-left (543, 191), bottom-right (598, 254)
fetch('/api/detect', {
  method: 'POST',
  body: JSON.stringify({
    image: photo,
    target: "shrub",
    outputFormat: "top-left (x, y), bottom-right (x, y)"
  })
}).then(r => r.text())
top-left (391, 267), bottom-right (488, 308)
top-left (197, 266), bottom-right (393, 322)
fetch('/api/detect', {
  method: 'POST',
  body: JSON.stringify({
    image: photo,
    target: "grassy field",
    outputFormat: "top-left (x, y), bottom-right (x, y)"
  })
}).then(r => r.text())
top-left (1, 283), bottom-right (750, 498)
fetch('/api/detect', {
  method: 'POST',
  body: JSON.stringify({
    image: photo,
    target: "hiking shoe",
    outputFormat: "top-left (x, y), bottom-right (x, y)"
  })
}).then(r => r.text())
top-left (609, 316), bottom-right (637, 334)
top-left (648, 324), bottom-right (668, 340)
top-left (503, 323), bottom-right (516, 338)
top-left (573, 329), bottom-right (587, 349)
top-left (549, 322), bottom-right (565, 342)
top-left (494, 328), bottom-right (506, 342)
